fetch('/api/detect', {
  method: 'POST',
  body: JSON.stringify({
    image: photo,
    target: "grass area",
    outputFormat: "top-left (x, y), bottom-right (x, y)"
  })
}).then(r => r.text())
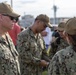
top-left (42, 71), bottom-right (48, 75)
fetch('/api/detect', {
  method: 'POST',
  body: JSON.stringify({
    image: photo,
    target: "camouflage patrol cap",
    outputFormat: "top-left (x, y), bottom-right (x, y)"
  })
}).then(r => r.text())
top-left (35, 14), bottom-right (51, 28)
top-left (58, 22), bottom-right (66, 31)
top-left (0, 2), bottom-right (20, 17)
top-left (65, 17), bottom-right (76, 35)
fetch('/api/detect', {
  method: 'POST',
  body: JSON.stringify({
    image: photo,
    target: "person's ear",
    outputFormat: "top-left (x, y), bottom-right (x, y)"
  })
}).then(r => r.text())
top-left (63, 31), bottom-right (67, 36)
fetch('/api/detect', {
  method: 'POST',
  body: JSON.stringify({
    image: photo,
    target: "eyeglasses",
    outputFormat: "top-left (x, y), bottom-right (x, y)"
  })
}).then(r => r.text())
top-left (2, 14), bottom-right (15, 20)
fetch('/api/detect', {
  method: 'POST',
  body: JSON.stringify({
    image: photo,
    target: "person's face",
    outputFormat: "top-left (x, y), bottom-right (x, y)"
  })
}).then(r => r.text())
top-left (36, 20), bottom-right (47, 33)
top-left (0, 14), bottom-right (16, 31)
top-left (58, 30), bottom-right (65, 38)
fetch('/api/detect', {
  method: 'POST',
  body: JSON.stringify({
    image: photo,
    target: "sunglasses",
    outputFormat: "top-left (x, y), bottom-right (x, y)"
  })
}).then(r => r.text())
top-left (2, 14), bottom-right (15, 20)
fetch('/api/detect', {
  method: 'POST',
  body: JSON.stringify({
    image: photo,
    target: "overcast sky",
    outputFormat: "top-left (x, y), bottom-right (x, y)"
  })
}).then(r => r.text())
top-left (0, 0), bottom-right (76, 18)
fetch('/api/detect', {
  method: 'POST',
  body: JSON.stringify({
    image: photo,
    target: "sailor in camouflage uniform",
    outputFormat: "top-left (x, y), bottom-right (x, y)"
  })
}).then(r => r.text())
top-left (0, 2), bottom-right (20, 75)
top-left (17, 14), bottom-right (51, 75)
top-left (49, 22), bottom-right (69, 59)
top-left (48, 17), bottom-right (76, 75)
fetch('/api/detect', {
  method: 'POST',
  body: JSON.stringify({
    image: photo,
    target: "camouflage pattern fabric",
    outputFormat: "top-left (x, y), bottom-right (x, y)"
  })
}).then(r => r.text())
top-left (49, 38), bottom-right (69, 59)
top-left (17, 27), bottom-right (50, 75)
top-left (48, 45), bottom-right (76, 75)
top-left (0, 33), bottom-right (20, 75)
top-left (57, 39), bottom-right (69, 51)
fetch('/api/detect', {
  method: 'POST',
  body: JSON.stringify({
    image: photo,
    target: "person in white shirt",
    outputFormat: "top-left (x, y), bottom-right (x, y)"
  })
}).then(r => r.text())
top-left (41, 27), bottom-right (53, 50)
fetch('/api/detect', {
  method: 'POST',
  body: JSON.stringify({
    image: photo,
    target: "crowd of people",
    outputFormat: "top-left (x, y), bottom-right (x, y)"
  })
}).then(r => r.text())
top-left (0, 2), bottom-right (76, 75)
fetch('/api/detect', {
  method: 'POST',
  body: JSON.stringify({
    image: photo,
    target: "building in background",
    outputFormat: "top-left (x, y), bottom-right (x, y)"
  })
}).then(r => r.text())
top-left (19, 14), bottom-right (70, 27)
top-left (50, 17), bottom-right (70, 25)
top-left (20, 15), bottom-right (34, 27)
